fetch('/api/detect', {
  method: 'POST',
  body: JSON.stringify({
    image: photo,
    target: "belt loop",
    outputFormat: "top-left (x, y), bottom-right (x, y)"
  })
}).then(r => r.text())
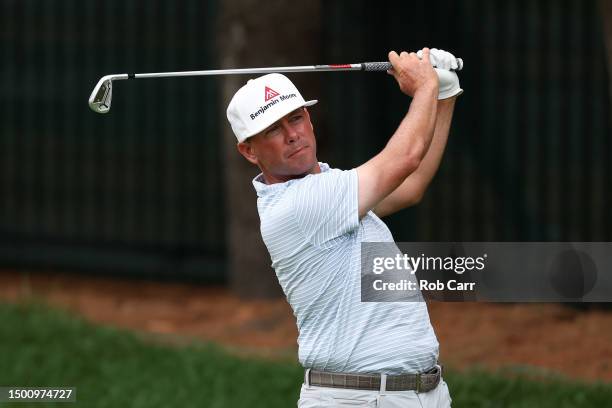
top-left (304, 368), bottom-right (311, 387)
top-left (415, 373), bottom-right (421, 393)
top-left (379, 374), bottom-right (387, 395)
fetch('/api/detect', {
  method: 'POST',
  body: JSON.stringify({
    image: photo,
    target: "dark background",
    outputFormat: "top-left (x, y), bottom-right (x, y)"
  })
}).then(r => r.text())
top-left (0, 0), bottom-right (610, 293)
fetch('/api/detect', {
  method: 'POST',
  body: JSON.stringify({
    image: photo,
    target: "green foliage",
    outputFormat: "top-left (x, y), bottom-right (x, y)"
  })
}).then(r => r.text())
top-left (444, 368), bottom-right (612, 408)
top-left (1, 302), bottom-right (611, 408)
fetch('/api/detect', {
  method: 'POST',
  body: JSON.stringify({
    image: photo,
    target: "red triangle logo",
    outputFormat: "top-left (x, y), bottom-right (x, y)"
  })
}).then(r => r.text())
top-left (264, 86), bottom-right (280, 102)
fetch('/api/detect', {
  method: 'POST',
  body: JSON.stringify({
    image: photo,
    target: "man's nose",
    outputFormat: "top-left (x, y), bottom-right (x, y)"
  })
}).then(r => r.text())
top-left (282, 120), bottom-right (298, 143)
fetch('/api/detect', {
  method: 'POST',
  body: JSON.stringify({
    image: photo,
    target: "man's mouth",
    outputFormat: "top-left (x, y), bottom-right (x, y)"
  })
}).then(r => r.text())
top-left (288, 145), bottom-right (307, 158)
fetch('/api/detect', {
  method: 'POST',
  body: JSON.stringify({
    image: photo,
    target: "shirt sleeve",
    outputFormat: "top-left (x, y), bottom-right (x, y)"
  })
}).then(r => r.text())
top-left (291, 168), bottom-right (360, 247)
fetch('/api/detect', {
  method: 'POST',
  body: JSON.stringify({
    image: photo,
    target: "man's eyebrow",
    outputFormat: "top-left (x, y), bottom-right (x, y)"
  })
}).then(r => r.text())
top-left (262, 109), bottom-right (305, 133)
top-left (263, 122), bottom-right (280, 134)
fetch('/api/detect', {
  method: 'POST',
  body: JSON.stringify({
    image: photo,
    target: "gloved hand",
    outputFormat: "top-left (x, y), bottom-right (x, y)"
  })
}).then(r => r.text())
top-left (417, 48), bottom-right (460, 71)
top-left (435, 68), bottom-right (463, 100)
top-left (418, 48), bottom-right (463, 100)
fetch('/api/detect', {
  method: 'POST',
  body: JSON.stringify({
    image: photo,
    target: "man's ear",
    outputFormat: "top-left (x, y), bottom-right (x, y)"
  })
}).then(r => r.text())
top-left (236, 141), bottom-right (258, 165)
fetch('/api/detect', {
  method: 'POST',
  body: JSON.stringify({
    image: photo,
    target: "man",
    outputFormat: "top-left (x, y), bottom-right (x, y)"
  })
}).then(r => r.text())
top-left (227, 48), bottom-right (462, 407)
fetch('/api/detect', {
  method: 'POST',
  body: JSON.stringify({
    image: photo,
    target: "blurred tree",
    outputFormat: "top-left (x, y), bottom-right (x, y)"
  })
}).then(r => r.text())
top-left (218, 1), bottom-right (321, 298)
top-left (602, 0), bottom-right (612, 113)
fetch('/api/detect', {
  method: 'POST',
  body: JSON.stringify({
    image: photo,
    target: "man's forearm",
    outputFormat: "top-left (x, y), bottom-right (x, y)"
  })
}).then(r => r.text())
top-left (408, 97), bottom-right (456, 190)
top-left (383, 85), bottom-right (439, 171)
top-left (373, 97), bottom-right (456, 217)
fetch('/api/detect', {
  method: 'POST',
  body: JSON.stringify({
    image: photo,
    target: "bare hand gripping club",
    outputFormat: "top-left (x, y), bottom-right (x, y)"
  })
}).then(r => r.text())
top-left (88, 59), bottom-right (464, 114)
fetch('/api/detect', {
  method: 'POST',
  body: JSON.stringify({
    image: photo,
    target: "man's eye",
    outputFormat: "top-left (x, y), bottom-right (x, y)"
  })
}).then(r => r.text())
top-left (266, 126), bottom-right (280, 136)
top-left (290, 115), bottom-right (303, 123)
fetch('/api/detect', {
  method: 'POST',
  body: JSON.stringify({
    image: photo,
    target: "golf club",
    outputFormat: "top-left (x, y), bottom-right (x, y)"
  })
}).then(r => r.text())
top-left (88, 59), bottom-right (463, 114)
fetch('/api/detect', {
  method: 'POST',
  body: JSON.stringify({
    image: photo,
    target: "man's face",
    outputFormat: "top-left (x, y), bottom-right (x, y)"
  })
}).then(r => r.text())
top-left (237, 107), bottom-right (319, 183)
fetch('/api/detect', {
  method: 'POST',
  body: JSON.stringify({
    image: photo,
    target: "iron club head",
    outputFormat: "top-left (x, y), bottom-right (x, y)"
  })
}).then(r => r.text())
top-left (88, 74), bottom-right (128, 114)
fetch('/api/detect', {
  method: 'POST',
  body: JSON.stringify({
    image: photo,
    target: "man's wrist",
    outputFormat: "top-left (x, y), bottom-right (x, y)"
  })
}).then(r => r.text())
top-left (414, 83), bottom-right (438, 99)
top-left (437, 96), bottom-right (457, 107)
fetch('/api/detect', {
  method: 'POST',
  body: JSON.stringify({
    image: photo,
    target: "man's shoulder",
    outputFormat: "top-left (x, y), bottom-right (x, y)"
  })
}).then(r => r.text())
top-left (294, 166), bottom-right (354, 187)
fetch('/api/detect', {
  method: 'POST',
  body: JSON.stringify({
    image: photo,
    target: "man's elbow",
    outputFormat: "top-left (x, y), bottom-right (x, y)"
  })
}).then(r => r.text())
top-left (409, 190), bottom-right (425, 206)
top-left (404, 155), bottom-right (422, 176)
top-left (406, 182), bottom-right (429, 207)
top-left (403, 145), bottom-right (425, 176)
top-left (383, 155), bottom-right (421, 188)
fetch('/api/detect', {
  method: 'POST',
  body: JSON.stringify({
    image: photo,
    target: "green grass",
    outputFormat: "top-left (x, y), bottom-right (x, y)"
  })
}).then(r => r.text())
top-left (1, 301), bottom-right (611, 407)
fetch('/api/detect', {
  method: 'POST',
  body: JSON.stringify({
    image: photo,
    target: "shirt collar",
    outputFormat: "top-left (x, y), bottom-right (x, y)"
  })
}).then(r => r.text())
top-left (252, 162), bottom-right (330, 197)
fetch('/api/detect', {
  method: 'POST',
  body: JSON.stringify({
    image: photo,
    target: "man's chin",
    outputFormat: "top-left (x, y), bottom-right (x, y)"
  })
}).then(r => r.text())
top-left (295, 158), bottom-right (319, 175)
top-left (284, 160), bottom-right (319, 179)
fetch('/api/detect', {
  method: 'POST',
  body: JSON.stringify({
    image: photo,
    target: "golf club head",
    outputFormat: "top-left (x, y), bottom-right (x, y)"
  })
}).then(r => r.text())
top-left (88, 74), bottom-right (128, 114)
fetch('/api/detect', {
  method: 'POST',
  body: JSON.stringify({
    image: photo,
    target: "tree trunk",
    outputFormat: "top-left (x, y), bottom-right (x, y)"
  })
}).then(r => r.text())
top-left (218, 1), bottom-right (321, 298)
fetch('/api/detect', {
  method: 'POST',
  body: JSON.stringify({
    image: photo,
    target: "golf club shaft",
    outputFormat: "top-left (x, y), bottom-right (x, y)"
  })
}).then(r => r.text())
top-left (124, 59), bottom-right (462, 79)
top-left (134, 64), bottom-right (365, 78)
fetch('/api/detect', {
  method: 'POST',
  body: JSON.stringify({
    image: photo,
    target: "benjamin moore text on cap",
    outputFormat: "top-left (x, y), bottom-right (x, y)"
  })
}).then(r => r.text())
top-left (226, 73), bottom-right (318, 142)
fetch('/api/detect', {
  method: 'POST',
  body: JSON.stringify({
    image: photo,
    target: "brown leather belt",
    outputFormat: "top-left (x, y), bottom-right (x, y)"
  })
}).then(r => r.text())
top-left (305, 365), bottom-right (441, 393)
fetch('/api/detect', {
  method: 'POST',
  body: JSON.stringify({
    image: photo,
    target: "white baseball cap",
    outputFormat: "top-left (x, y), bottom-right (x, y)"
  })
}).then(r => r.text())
top-left (226, 73), bottom-right (318, 142)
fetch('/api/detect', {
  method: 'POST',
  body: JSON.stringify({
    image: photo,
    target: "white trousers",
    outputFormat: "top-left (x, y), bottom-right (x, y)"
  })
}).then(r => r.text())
top-left (297, 378), bottom-right (452, 408)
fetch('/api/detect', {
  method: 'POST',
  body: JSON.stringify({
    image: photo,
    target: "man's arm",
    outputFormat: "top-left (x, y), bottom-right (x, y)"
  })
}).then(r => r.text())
top-left (356, 49), bottom-right (439, 219)
top-left (373, 97), bottom-right (456, 218)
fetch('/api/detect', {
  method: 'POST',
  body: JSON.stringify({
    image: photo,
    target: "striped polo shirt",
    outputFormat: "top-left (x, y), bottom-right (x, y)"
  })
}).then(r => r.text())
top-left (253, 162), bottom-right (439, 374)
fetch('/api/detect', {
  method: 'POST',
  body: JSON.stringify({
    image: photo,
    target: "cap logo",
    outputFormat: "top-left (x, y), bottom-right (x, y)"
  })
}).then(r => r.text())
top-left (264, 86), bottom-right (280, 102)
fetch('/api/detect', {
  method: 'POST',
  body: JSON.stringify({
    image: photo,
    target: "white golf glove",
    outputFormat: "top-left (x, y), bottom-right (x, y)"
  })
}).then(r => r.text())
top-left (417, 48), bottom-right (463, 100)
top-left (435, 68), bottom-right (463, 100)
top-left (417, 48), bottom-right (460, 70)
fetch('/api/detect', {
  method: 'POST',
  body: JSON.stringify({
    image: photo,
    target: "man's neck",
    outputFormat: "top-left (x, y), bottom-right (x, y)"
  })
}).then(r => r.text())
top-left (262, 163), bottom-right (321, 184)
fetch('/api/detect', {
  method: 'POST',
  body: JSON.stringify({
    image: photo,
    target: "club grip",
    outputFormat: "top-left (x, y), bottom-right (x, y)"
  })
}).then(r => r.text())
top-left (362, 62), bottom-right (393, 71)
top-left (363, 58), bottom-right (463, 72)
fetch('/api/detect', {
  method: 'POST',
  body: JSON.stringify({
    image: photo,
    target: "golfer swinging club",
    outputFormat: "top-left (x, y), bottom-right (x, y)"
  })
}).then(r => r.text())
top-left (227, 48), bottom-right (462, 407)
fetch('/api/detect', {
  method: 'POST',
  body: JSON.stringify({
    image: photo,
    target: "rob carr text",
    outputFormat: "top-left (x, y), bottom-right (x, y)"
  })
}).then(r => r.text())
top-left (373, 279), bottom-right (476, 291)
